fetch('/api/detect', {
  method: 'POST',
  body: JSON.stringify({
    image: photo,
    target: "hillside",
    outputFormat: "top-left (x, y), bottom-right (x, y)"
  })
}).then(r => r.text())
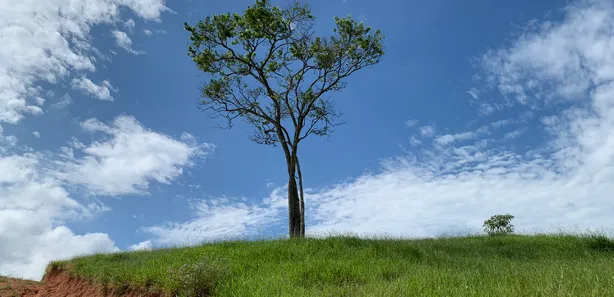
top-left (6, 233), bottom-right (614, 297)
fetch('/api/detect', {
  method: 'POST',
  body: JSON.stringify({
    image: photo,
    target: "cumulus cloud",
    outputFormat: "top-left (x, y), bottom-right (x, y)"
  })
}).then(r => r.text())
top-left (142, 0), bottom-right (614, 245)
top-left (0, 0), bottom-right (169, 125)
top-left (0, 0), bottom-right (181, 280)
top-left (124, 19), bottom-right (135, 31)
top-left (1, 134), bottom-right (18, 147)
top-left (0, 154), bottom-right (118, 280)
top-left (143, 29), bottom-right (153, 36)
top-left (71, 77), bottom-right (115, 101)
top-left (32, 131), bottom-right (40, 138)
top-left (111, 30), bottom-right (143, 55)
top-left (0, 222), bottom-right (117, 280)
top-left (58, 115), bottom-right (213, 196)
top-left (128, 240), bottom-right (152, 251)
top-left (0, 115), bottom-right (211, 280)
top-left (119, 0), bottom-right (172, 20)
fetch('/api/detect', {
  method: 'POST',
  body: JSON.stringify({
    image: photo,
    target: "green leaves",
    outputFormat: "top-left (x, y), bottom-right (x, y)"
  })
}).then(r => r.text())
top-left (332, 15), bottom-right (384, 64)
top-left (483, 214), bottom-right (515, 236)
top-left (184, 0), bottom-right (384, 146)
top-left (201, 78), bottom-right (229, 102)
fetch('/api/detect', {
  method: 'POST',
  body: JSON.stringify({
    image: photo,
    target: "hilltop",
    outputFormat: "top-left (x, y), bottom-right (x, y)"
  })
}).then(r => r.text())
top-left (3, 233), bottom-right (614, 296)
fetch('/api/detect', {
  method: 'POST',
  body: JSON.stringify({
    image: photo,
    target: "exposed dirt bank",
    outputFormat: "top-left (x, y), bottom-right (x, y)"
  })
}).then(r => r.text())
top-left (0, 270), bottom-right (163, 297)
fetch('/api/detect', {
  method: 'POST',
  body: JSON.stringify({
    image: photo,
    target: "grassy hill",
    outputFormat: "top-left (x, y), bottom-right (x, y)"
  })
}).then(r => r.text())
top-left (46, 233), bottom-right (614, 297)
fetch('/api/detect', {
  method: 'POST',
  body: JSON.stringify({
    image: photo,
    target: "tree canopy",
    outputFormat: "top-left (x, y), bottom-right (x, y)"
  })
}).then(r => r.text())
top-left (184, 0), bottom-right (383, 147)
top-left (184, 0), bottom-right (384, 237)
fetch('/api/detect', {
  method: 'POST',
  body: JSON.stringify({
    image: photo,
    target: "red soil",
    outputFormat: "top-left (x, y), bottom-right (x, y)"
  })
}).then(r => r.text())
top-left (0, 270), bottom-right (163, 297)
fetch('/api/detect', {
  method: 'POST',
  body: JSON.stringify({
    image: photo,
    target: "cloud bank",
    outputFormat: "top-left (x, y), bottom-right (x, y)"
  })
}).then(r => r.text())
top-left (0, 115), bottom-right (210, 280)
top-left (0, 0), bottom-right (214, 281)
top-left (0, 0), bottom-right (167, 125)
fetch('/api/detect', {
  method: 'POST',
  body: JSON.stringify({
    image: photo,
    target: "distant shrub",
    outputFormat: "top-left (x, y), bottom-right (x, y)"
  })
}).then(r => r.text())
top-left (169, 257), bottom-right (230, 297)
top-left (483, 214), bottom-right (515, 236)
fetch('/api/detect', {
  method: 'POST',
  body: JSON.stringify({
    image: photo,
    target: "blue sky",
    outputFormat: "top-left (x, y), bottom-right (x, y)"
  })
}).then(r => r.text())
top-left (3, 0), bottom-right (614, 280)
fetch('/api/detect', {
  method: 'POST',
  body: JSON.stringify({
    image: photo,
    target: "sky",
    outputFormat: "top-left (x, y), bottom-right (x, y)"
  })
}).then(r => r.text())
top-left (2, 0), bottom-right (614, 281)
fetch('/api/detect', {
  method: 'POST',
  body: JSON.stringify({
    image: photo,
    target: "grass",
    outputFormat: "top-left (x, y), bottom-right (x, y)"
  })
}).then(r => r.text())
top-left (47, 232), bottom-right (614, 297)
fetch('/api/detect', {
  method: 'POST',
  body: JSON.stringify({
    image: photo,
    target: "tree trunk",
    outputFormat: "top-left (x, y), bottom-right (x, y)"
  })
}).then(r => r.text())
top-left (287, 169), bottom-right (302, 238)
top-left (277, 126), bottom-right (304, 238)
top-left (296, 156), bottom-right (305, 237)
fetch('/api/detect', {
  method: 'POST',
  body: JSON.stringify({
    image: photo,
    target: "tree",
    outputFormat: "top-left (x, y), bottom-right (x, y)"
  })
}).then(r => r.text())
top-left (184, 0), bottom-right (384, 238)
top-left (483, 214), bottom-right (515, 236)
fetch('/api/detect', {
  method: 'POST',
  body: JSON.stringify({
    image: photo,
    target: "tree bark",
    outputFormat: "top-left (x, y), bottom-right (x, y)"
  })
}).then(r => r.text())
top-left (274, 123), bottom-right (302, 238)
top-left (287, 166), bottom-right (302, 238)
top-left (296, 155), bottom-right (305, 237)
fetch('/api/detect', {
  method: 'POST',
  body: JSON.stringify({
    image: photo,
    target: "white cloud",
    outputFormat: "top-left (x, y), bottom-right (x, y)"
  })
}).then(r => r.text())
top-left (34, 97), bottom-right (45, 106)
top-left (489, 119), bottom-right (515, 128)
top-left (52, 94), bottom-right (72, 109)
top-left (180, 132), bottom-right (198, 144)
top-left (143, 29), bottom-right (153, 36)
top-left (111, 30), bottom-right (143, 55)
top-left (504, 128), bottom-right (528, 140)
top-left (432, 125), bottom-right (492, 146)
top-left (405, 119), bottom-right (418, 128)
top-left (418, 125), bottom-right (436, 137)
top-left (302, 0), bottom-right (614, 237)
top-left (467, 87), bottom-right (480, 100)
top-left (128, 240), bottom-right (152, 251)
top-left (476, 102), bottom-right (505, 116)
top-left (520, 111), bottom-right (535, 122)
top-left (0, 154), bottom-right (118, 280)
top-left (477, 0), bottom-right (614, 107)
top-left (124, 19), bottom-right (135, 31)
top-left (0, 0), bottom-right (182, 282)
top-left (144, 190), bottom-right (287, 246)
top-left (0, 222), bottom-right (117, 280)
top-left (0, 0), bottom-right (169, 125)
top-left (0, 115), bottom-right (210, 280)
top-left (71, 77), bottom-right (115, 101)
top-left (3, 135), bottom-right (18, 146)
top-left (434, 131), bottom-right (479, 146)
top-left (32, 131), bottom-right (40, 138)
top-left (409, 135), bottom-right (421, 146)
top-left (119, 0), bottom-right (172, 20)
top-left (59, 115), bottom-right (214, 196)
top-left (143, 0), bottom-right (614, 244)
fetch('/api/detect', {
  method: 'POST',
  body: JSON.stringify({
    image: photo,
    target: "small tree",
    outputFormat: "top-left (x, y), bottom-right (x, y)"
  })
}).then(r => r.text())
top-left (184, 0), bottom-right (384, 238)
top-left (483, 214), bottom-right (515, 236)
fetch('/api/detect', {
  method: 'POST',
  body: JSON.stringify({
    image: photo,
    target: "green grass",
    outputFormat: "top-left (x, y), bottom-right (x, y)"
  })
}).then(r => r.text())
top-left (47, 232), bottom-right (614, 297)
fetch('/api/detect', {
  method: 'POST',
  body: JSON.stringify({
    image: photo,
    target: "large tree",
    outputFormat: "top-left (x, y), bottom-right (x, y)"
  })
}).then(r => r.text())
top-left (184, 0), bottom-right (384, 238)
